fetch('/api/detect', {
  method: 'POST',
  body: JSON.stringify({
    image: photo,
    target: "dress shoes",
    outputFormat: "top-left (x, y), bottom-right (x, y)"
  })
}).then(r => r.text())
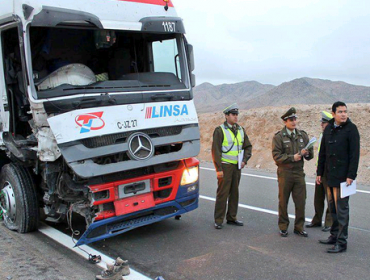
top-left (319, 235), bottom-right (337, 244)
top-left (294, 229), bottom-right (308, 237)
top-left (305, 223), bottom-right (321, 228)
top-left (214, 223), bottom-right (223, 229)
top-left (327, 244), bottom-right (347, 253)
top-left (227, 220), bottom-right (244, 226)
top-left (280, 230), bottom-right (288, 237)
top-left (322, 226), bottom-right (331, 232)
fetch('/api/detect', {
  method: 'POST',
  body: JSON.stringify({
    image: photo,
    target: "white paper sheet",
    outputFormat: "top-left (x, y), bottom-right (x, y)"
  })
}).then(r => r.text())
top-left (304, 137), bottom-right (317, 150)
top-left (238, 150), bottom-right (244, 169)
top-left (340, 180), bottom-right (357, 198)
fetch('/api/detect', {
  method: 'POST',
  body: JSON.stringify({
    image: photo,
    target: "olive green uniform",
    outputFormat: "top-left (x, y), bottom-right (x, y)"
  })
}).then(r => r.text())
top-left (311, 132), bottom-right (332, 227)
top-left (212, 122), bottom-right (252, 224)
top-left (272, 127), bottom-right (313, 231)
top-left (311, 171), bottom-right (332, 227)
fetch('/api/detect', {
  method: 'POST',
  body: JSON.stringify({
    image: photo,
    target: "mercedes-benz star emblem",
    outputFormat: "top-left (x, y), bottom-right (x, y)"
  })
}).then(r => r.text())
top-left (127, 132), bottom-right (154, 160)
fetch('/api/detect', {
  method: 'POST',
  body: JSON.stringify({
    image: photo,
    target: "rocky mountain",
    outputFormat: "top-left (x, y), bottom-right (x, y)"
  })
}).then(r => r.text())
top-left (193, 81), bottom-right (275, 113)
top-left (193, 77), bottom-right (370, 113)
top-left (302, 77), bottom-right (370, 102)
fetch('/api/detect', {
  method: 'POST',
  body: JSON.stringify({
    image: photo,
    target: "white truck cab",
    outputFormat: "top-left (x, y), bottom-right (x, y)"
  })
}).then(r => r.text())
top-left (0, 0), bottom-right (200, 246)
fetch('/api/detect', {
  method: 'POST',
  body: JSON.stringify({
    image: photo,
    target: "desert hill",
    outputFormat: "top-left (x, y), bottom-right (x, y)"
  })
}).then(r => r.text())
top-left (194, 78), bottom-right (370, 113)
top-left (194, 81), bottom-right (274, 113)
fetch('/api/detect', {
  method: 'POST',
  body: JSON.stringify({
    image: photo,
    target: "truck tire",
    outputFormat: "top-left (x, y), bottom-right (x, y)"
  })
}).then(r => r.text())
top-left (0, 163), bottom-right (39, 233)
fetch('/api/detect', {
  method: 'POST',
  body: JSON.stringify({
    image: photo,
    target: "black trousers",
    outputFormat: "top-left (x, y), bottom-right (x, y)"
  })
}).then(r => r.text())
top-left (327, 186), bottom-right (350, 245)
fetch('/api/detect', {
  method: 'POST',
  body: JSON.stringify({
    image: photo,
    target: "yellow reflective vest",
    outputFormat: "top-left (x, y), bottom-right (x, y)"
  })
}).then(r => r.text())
top-left (316, 132), bottom-right (323, 166)
top-left (220, 124), bottom-right (244, 164)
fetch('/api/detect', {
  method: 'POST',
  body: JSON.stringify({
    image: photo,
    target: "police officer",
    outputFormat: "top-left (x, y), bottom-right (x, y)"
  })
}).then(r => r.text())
top-left (212, 103), bottom-right (252, 229)
top-left (306, 111), bottom-right (333, 231)
top-left (272, 107), bottom-right (313, 237)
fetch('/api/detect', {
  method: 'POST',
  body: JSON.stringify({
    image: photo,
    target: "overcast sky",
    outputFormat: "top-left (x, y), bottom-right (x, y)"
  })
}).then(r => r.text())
top-left (172, 0), bottom-right (370, 87)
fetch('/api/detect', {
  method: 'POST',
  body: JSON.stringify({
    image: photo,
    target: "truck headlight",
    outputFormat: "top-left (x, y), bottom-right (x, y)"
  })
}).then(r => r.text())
top-left (180, 166), bottom-right (199, 186)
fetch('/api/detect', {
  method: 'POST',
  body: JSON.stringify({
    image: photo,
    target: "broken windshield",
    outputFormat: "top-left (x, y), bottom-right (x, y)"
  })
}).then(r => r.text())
top-left (29, 27), bottom-right (188, 98)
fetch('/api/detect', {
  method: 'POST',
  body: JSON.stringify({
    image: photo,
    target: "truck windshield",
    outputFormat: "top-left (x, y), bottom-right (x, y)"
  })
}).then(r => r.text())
top-left (29, 27), bottom-right (188, 98)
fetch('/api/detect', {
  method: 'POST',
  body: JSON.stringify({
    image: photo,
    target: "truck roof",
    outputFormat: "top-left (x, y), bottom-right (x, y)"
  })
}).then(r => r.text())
top-left (1, 0), bottom-right (178, 31)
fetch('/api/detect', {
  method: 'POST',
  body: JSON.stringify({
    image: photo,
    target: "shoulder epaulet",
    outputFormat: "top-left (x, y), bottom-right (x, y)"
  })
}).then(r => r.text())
top-left (300, 129), bottom-right (308, 135)
top-left (275, 131), bottom-right (280, 135)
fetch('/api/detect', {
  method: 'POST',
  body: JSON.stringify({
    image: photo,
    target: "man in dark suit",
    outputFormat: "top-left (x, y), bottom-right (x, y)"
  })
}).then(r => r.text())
top-left (317, 101), bottom-right (360, 253)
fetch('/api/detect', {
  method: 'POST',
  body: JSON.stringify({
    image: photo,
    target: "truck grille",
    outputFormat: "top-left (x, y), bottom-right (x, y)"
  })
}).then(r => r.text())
top-left (88, 161), bottom-right (180, 185)
top-left (81, 126), bottom-right (183, 148)
top-left (92, 143), bottom-right (182, 165)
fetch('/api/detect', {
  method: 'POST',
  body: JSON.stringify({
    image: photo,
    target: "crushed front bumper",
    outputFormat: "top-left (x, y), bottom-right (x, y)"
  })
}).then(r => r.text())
top-left (76, 191), bottom-right (198, 246)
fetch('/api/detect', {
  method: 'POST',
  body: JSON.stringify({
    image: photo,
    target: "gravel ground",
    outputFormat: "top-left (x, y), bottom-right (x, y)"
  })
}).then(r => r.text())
top-left (0, 222), bottom-right (100, 280)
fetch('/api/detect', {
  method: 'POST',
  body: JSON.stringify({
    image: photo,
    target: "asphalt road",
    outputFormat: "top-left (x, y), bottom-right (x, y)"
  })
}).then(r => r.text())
top-left (85, 162), bottom-right (370, 280)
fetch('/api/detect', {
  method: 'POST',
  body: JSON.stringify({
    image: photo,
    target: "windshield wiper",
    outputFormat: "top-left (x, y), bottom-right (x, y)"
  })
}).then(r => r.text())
top-left (64, 84), bottom-right (171, 91)
top-left (151, 93), bottom-right (174, 101)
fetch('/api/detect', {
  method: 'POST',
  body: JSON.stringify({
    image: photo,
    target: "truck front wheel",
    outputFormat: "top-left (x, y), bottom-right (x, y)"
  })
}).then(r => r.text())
top-left (0, 163), bottom-right (39, 233)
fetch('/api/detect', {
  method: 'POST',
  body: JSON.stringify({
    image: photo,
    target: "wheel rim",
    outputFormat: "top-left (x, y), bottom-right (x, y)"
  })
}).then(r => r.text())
top-left (0, 182), bottom-right (17, 223)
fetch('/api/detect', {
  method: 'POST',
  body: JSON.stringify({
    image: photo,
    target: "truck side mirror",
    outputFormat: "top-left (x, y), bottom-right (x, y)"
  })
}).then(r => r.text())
top-left (190, 73), bottom-right (196, 87)
top-left (187, 44), bottom-right (195, 72)
top-left (186, 44), bottom-right (195, 87)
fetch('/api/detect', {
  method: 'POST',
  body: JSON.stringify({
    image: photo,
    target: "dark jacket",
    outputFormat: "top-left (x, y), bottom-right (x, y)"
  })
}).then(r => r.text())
top-left (317, 118), bottom-right (360, 187)
top-left (272, 127), bottom-right (314, 171)
top-left (212, 122), bottom-right (252, 172)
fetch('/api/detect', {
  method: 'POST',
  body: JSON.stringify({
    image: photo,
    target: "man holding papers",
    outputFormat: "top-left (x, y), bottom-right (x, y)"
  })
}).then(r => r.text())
top-left (212, 103), bottom-right (252, 229)
top-left (317, 101), bottom-right (360, 253)
top-left (272, 107), bottom-right (314, 237)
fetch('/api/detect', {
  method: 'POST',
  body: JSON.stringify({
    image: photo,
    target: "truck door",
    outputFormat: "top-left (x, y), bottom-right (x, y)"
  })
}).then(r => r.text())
top-left (0, 24), bottom-right (29, 136)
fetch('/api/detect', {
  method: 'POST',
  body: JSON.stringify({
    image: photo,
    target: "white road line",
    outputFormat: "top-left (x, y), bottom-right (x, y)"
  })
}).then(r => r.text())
top-left (200, 167), bottom-right (314, 185)
top-left (38, 224), bottom-right (151, 280)
top-left (358, 190), bottom-right (370, 194)
top-left (200, 166), bottom-right (370, 193)
top-left (199, 195), bottom-right (370, 233)
top-left (199, 195), bottom-right (311, 222)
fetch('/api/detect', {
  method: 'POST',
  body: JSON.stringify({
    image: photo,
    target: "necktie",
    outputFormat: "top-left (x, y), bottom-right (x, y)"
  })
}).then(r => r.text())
top-left (292, 132), bottom-right (295, 139)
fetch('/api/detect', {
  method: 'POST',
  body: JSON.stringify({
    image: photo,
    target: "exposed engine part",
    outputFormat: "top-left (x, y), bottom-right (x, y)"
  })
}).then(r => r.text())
top-left (70, 201), bottom-right (95, 227)
top-left (29, 102), bottom-right (49, 128)
top-left (41, 162), bottom-right (60, 194)
top-left (62, 173), bottom-right (89, 192)
top-left (28, 103), bottom-right (61, 162)
top-left (56, 173), bottom-right (89, 201)
top-left (35, 127), bottom-right (61, 161)
top-left (43, 193), bottom-right (67, 222)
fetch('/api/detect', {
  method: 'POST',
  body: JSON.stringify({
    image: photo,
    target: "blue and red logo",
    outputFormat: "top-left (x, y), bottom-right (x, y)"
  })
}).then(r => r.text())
top-left (75, 112), bottom-right (105, 133)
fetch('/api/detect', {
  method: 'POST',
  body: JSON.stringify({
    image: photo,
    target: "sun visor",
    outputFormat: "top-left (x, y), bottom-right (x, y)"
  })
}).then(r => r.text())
top-left (31, 6), bottom-right (103, 28)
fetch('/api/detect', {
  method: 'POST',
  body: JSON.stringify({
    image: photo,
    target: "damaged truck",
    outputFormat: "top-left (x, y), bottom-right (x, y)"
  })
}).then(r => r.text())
top-left (0, 0), bottom-right (200, 246)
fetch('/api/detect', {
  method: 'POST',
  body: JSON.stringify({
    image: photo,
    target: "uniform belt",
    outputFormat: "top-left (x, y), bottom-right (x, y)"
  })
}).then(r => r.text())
top-left (222, 162), bottom-right (235, 165)
top-left (278, 164), bottom-right (303, 171)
